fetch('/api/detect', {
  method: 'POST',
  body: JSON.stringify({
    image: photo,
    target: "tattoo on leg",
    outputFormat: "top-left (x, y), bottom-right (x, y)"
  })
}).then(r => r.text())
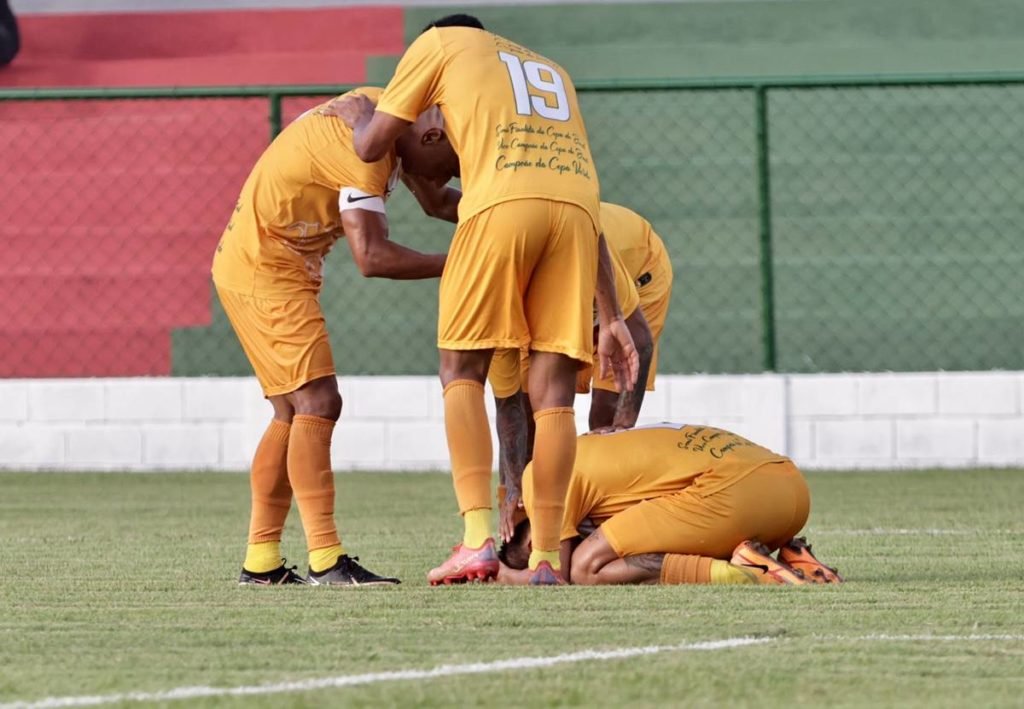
top-left (496, 394), bottom-right (529, 491)
top-left (624, 553), bottom-right (665, 573)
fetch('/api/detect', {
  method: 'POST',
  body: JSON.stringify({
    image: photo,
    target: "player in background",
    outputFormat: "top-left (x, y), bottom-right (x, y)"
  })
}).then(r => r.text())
top-left (213, 88), bottom-right (459, 586)
top-left (577, 202), bottom-right (673, 428)
top-left (496, 424), bottom-right (844, 586)
top-left (334, 14), bottom-right (639, 585)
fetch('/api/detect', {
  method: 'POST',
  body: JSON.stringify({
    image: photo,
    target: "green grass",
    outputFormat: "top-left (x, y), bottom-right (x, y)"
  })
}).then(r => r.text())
top-left (2, 469), bottom-right (1023, 707)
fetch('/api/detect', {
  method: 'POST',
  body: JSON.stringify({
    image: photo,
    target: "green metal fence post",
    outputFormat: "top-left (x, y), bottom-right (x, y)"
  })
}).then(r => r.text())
top-left (269, 92), bottom-right (282, 141)
top-left (754, 85), bottom-right (778, 372)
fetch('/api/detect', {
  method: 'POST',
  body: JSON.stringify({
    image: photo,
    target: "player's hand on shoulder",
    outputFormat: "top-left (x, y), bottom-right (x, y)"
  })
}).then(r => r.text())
top-left (321, 93), bottom-right (376, 129)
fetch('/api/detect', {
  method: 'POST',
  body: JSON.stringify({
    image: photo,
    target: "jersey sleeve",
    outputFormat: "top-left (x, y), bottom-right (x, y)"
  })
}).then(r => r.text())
top-left (307, 88), bottom-right (394, 196)
top-left (377, 29), bottom-right (445, 123)
top-left (610, 241), bottom-right (640, 319)
top-left (312, 144), bottom-right (393, 197)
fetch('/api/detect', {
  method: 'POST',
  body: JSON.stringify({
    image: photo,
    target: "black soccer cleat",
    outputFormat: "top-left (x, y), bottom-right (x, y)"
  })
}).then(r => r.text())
top-left (238, 561), bottom-right (307, 586)
top-left (307, 554), bottom-right (401, 587)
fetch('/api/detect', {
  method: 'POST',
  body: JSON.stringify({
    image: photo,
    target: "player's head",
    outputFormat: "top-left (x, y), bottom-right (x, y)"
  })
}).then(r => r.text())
top-left (422, 13), bottom-right (484, 33)
top-left (498, 519), bottom-right (532, 571)
top-left (397, 105), bottom-right (459, 181)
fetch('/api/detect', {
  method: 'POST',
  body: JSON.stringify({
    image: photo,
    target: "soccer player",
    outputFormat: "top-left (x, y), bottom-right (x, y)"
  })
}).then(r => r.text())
top-left (213, 88), bottom-right (459, 586)
top-left (497, 424), bottom-right (844, 586)
top-left (488, 201), bottom-right (672, 539)
top-left (334, 14), bottom-right (639, 585)
top-left (577, 202), bottom-right (674, 429)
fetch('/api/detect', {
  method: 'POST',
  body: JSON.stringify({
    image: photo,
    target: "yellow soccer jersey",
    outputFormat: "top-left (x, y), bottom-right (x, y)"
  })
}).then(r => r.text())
top-left (599, 202), bottom-right (671, 285)
top-left (377, 26), bottom-right (600, 225)
top-left (212, 87), bottom-right (400, 297)
top-left (521, 423), bottom-right (789, 542)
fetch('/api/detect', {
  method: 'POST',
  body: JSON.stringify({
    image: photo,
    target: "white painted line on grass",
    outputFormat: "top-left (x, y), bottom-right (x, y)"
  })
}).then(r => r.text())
top-left (849, 634), bottom-right (1024, 642)
top-left (0, 637), bottom-right (773, 709)
top-left (813, 528), bottom-right (1021, 536)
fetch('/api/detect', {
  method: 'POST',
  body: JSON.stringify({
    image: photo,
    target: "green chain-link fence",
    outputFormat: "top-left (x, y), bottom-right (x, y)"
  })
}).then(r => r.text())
top-left (1, 74), bottom-right (1022, 378)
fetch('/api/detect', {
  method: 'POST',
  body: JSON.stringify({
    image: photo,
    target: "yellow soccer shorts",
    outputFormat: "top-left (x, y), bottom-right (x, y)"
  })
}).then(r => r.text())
top-left (599, 460), bottom-right (810, 559)
top-left (579, 256), bottom-right (674, 394)
top-left (216, 285), bottom-right (335, 397)
top-left (439, 199), bottom-right (599, 364)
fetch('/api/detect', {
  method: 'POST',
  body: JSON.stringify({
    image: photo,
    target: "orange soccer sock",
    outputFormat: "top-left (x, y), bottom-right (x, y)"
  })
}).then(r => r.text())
top-left (443, 380), bottom-right (494, 546)
top-left (660, 555), bottom-right (758, 585)
top-left (527, 407), bottom-right (577, 569)
top-left (287, 415), bottom-right (341, 558)
top-left (661, 554), bottom-right (714, 584)
top-left (248, 419), bottom-right (293, 545)
top-left (244, 419), bottom-right (293, 573)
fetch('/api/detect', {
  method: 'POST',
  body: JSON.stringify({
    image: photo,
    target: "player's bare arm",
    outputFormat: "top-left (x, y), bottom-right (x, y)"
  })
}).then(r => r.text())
top-left (335, 93), bottom-right (411, 164)
top-left (341, 208), bottom-right (446, 280)
top-left (400, 173), bottom-right (461, 224)
top-left (595, 233), bottom-right (640, 392)
top-left (592, 309), bottom-right (654, 431)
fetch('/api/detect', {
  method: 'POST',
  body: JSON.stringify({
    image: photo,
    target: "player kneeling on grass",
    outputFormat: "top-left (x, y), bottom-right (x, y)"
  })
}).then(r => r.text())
top-left (496, 423), bottom-right (843, 586)
top-left (213, 88), bottom-right (460, 587)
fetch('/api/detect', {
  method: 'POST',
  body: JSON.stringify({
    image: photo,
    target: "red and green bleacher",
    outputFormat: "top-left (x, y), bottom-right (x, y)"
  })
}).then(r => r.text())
top-left (2, 0), bottom-right (1022, 377)
top-left (0, 6), bottom-right (403, 376)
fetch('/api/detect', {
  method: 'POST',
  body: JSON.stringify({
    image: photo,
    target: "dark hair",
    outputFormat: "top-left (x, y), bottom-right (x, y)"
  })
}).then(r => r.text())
top-left (422, 14), bottom-right (484, 33)
top-left (497, 519), bottom-right (531, 570)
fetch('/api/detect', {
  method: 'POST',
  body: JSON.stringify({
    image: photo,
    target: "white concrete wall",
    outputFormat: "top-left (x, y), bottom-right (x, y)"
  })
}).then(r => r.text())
top-left (0, 372), bottom-right (1021, 472)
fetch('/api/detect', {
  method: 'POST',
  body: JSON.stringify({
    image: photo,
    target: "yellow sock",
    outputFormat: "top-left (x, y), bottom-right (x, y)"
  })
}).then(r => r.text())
top-left (529, 407), bottom-right (577, 556)
top-left (443, 380), bottom-right (494, 514)
top-left (243, 541), bottom-right (282, 573)
top-left (710, 559), bottom-right (758, 585)
top-left (309, 543), bottom-right (345, 573)
top-left (529, 549), bottom-right (560, 570)
top-left (463, 507), bottom-right (492, 548)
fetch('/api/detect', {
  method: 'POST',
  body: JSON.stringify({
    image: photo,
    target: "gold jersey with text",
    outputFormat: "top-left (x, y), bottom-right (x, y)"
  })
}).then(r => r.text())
top-left (522, 424), bottom-right (790, 542)
top-left (377, 26), bottom-right (600, 226)
top-left (213, 87), bottom-right (399, 298)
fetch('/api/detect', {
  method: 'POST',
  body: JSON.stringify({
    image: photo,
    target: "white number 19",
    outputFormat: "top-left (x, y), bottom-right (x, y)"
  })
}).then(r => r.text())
top-left (498, 51), bottom-right (571, 122)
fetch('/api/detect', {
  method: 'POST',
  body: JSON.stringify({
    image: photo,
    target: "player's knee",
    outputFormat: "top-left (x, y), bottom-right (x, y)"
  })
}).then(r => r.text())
top-left (291, 378), bottom-right (343, 421)
top-left (304, 390), bottom-right (341, 420)
top-left (438, 350), bottom-right (490, 387)
top-left (570, 560), bottom-right (599, 586)
top-left (569, 548), bottom-right (601, 585)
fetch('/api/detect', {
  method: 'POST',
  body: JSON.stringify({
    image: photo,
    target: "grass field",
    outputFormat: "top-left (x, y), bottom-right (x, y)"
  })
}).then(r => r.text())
top-left (2, 468), bottom-right (1022, 708)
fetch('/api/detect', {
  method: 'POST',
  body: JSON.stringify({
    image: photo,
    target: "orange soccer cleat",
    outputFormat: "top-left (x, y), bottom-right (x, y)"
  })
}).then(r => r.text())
top-left (427, 538), bottom-right (500, 586)
top-left (527, 560), bottom-right (566, 586)
top-left (731, 540), bottom-right (807, 586)
top-left (778, 537), bottom-right (845, 584)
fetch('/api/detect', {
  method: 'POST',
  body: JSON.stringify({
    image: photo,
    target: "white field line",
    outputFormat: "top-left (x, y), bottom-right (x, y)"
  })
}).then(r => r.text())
top-left (840, 634), bottom-right (1024, 642)
top-left (6, 634), bottom-right (1021, 708)
top-left (813, 528), bottom-right (1022, 536)
top-left (0, 637), bottom-right (772, 709)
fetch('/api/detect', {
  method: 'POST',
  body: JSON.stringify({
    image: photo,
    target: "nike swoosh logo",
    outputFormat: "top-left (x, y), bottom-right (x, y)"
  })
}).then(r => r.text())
top-left (741, 563), bottom-right (770, 574)
top-left (345, 194), bottom-right (378, 203)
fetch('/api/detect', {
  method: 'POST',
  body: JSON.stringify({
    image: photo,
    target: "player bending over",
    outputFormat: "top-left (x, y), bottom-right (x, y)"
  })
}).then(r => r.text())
top-left (334, 14), bottom-right (638, 585)
top-left (213, 88), bottom-right (459, 586)
top-left (497, 424), bottom-right (844, 586)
